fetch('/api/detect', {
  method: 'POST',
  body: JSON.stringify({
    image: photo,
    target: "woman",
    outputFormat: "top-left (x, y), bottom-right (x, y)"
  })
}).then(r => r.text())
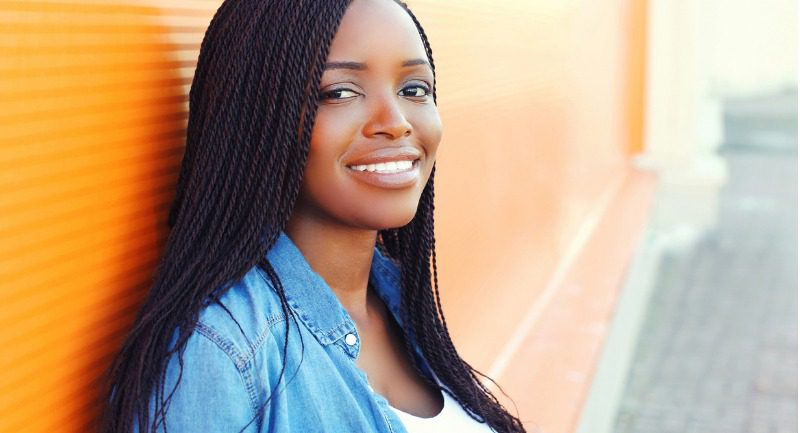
top-left (102, 0), bottom-right (527, 432)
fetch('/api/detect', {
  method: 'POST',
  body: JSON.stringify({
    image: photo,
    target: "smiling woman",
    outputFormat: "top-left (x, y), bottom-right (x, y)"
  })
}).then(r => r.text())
top-left (101, 1), bottom-right (526, 433)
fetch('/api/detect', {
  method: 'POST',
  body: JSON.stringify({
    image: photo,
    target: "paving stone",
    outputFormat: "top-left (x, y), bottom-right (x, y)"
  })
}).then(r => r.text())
top-left (611, 91), bottom-right (797, 433)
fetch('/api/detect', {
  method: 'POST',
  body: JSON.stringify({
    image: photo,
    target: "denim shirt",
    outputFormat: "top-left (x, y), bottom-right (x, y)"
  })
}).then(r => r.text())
top-left (147, 231), bottom-right (456, 433)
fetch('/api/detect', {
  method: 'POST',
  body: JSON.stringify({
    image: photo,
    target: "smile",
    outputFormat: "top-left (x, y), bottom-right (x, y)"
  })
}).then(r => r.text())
top-left (347, 159), bottom-right (414, 173)
top-left (345, 159), bottom-right (421, 188)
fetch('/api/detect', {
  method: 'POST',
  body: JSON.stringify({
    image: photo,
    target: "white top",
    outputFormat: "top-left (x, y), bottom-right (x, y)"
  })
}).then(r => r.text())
top-left (388, 387), bottom-right (496, 433)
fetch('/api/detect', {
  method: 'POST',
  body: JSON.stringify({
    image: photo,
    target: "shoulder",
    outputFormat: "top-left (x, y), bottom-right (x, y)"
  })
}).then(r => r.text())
top-left (157, 324), bottom-right (261, 432)
top-left (192, 264), bottom-right (289, 369)
top-left (153, 264), bottom-right (292, 431)
top-left (154, 264), bottom-right (289, 430)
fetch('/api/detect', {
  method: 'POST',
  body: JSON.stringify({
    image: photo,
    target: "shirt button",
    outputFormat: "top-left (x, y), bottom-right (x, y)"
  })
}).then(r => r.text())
top-left (344, 333), bottom-right (358, 346)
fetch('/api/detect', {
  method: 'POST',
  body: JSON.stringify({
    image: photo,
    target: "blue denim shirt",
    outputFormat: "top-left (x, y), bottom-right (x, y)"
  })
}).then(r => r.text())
top-left (148, 231), bottom-right (453, 433)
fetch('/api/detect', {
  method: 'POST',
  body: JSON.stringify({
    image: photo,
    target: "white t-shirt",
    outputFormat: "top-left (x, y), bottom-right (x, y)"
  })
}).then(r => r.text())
top-left (388, 388), bottom-right (497, 433)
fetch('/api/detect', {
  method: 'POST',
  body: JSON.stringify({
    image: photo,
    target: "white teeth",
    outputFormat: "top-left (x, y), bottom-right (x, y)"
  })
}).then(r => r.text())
top-left (349, 160), bottom-right (415, 174)
top-left (395, 160), bottom-right (413, 170)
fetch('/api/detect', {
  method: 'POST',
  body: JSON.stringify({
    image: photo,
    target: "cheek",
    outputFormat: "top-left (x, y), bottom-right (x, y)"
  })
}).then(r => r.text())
top-left (305, 108), bottom-right (356, 174)
top-left (309, 110), bottom-right (345, 156)
top-left (408, 108), bottom-right (442, 188)
top-left (412, 106), bottom-right (443, 159)
top-left (303, 124), bottom-right (344, 197)
top-left (300, 110), bottom-right (363, 214)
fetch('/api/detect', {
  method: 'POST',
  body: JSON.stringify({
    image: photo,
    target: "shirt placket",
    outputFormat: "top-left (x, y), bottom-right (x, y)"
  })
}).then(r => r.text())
top-left (334, 325), bottom-right (407, 433)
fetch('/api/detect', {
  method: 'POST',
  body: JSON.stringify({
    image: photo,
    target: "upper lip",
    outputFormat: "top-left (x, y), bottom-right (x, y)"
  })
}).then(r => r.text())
top-left (345, 147), bottom-right (423, 166)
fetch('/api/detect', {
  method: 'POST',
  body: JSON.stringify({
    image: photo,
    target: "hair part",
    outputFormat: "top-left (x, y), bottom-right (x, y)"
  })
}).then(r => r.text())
top-left (102, 1), bottom-right (526, 432)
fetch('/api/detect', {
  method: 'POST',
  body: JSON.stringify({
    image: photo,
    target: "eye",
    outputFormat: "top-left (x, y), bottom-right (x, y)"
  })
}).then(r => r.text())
top-left (399, 84), bottom-right (431, 99)
top-left (319, 87), bottom-right (360, 102)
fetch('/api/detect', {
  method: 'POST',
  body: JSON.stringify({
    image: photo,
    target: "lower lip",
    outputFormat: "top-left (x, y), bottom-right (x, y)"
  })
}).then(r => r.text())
top-left (345, 160), bottom-right (421, 189)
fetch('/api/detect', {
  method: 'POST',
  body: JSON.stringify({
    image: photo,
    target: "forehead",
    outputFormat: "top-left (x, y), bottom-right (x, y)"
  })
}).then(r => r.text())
top-left (327, 0), bottom-right (427, 62)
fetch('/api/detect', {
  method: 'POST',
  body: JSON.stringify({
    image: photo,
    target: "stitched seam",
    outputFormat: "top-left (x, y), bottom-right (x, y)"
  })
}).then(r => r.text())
top-left (195, 323), bottom-right (260, 420)
top-left (323, 321), bottom-right (353, 340)
top-left (284, 292), bottom-right (352, 346)
top-left (285, 298), bottom-right (320, 334)
top-left (240, 313), bottom-right (286, 365)
top-left (333, 341), bottom-right (354, 359)
top-left (253, 314), bottom-right (287, 351)
top-left (254, 265), bottom-right (327, 337)
top-left (196, 322), bottom-right (244, 366)
top-left (255, 258), bottom-right (356, 346)
top-left (381, 409), bottom-right (397, 433)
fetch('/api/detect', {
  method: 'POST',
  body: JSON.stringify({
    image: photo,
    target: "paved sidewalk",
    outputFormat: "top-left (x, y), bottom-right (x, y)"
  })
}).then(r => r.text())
top-left (612, 92), bottom-right (798, 433)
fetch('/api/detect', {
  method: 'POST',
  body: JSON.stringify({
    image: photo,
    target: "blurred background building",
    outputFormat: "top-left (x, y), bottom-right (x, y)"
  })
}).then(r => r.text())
top-left (579, 1), bottom-right (798, 433)
top-left (0, 1), bottom-right (795, 432)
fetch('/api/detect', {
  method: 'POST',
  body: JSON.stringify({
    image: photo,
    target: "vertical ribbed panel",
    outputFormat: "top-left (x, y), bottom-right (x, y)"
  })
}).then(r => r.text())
top-left (0, 1), bottom-right (219, 432)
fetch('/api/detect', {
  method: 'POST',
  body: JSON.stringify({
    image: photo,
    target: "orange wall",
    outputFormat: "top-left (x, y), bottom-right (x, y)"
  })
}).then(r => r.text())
top-left (0, 1), bottom-right (649, 432)
top-left (411, 0), bottom-right (640, 361)
top-left (408, 1), bottom-right (651, 431)
top-left (0, 2), bottom-right (214, 432)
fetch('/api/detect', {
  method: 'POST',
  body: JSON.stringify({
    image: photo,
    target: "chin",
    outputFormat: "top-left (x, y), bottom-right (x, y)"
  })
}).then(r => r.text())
top-left (385, 213), bottom-right (417, 230)
top-left (350, 201), bottom-right (420, 230)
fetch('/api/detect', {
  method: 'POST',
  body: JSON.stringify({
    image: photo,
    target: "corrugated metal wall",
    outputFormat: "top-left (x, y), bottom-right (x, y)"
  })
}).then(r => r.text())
top-left (0, 1), bottom-right (649, 432)
top-left (0, 2), bottom-right (216, 431)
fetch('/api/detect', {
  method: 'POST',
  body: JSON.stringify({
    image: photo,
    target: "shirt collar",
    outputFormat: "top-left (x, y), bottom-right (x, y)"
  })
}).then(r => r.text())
top-left (265, 231), bottom-right (405, 346)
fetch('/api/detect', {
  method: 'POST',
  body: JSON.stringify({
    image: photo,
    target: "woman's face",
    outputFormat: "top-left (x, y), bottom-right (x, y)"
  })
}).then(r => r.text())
top-left (290, 0), bottom-right (442, 232)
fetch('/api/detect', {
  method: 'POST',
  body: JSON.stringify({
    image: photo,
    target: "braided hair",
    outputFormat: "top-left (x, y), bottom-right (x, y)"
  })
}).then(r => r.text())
top-left (102, 1), bottom-right (526, 432)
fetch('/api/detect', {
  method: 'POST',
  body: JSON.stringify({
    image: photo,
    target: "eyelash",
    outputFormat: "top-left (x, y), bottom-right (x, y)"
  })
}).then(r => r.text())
top-left (398, 84), bottom-right (432, 98)
top-left (319, 84), bottom-right (432, 102)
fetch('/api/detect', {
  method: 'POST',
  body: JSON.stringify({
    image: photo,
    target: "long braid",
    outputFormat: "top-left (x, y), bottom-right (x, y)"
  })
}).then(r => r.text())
top-left (101, 1), bottom-right (350, 432)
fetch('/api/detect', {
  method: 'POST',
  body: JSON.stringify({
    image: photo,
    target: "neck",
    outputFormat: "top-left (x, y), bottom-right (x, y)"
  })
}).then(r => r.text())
top-left (284, 217), bottom-right (377, 322)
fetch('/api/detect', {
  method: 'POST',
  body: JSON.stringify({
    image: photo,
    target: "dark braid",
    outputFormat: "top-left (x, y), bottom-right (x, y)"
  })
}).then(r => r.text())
top-left (102, 1), bottom-right (526, 433)
top-left (101, 1), bottom-right (349, 432)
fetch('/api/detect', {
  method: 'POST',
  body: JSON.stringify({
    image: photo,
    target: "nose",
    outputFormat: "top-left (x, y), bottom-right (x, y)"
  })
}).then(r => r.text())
top-left (362, 93), bottom-right (412, 140)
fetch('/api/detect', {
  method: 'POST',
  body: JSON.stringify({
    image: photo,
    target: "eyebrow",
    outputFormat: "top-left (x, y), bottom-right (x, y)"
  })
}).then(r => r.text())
top-left (324, 58), bottom-right (431, 71)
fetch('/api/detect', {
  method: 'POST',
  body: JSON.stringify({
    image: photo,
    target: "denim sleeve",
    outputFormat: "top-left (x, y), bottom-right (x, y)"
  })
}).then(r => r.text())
top-left (149, 328), bottom-right (260, 433)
